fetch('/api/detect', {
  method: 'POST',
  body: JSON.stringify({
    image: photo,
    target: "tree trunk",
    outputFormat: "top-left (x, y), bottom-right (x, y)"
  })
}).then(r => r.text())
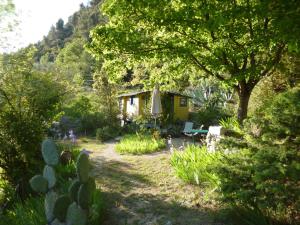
top-left (237, 87), bottom-right (252, 124)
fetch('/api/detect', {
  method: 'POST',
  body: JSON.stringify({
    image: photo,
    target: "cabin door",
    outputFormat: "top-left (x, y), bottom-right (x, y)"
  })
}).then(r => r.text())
top-left (161, 94), bottom-right (174, 123)
top-left (170, 95), bottom-right (174, 122)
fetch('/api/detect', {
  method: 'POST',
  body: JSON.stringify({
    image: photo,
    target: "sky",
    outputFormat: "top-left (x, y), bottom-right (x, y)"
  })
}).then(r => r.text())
top-left (1, 0), bottom-right (89, 52)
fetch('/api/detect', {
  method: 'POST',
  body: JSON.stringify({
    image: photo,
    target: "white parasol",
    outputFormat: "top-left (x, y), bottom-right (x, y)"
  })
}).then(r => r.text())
top-left (150, 85), bottom-right (162, 127)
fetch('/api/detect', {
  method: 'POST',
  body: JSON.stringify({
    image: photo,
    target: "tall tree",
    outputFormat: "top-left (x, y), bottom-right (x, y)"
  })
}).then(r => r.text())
top-left (0, 48), bottom-right (65, 197)
top-left (55, 38), bottom-right (95, 86)
top-left (93, 68), bottom-right (119, 124)
top-left (88, 0), bottom-right (300, 122)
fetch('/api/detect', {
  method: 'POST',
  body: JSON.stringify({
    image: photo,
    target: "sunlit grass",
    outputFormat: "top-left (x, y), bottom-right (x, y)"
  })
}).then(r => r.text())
top-left (56, 137), bottom-right (104, 153)
top-left (77, 137), bottom-right (104, 152)
top-left (170, 145), bottom-right (220, 187)
top-left (116, 134), bottom-right (166, 155)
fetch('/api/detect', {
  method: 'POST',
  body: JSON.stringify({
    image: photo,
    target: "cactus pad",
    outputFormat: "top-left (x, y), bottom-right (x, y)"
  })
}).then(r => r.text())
top-left (66, 202), bottom-right (87, 225)
top-left (53, 195), bottom-right (71, 222)
top-left (87, 177), bottom-right (96, 192)
top-left (69, 179), bottom-right (81, 202)
top-left (30, 175), bottom-right (48, 193)
top-left (42, 139), bottom-right (59, 166)
top-left (51, 219), bottom-right (66, 225)
top-left (78, 182), bottom-right (93, 210)
top-left (45, 190), bottom-right (58, 222)
top-left (76, 152), bottom-right (89, 183)
top-left (43, 165), bottom-right (56, 189)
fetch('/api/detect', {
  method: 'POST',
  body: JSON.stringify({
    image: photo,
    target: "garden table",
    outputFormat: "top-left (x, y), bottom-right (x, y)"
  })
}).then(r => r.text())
top-left (190, 129), bottom-right (209, 143)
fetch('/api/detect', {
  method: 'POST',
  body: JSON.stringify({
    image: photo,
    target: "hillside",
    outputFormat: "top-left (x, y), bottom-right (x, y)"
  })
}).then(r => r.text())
top-left (30, 0), bottom-right (104, 86)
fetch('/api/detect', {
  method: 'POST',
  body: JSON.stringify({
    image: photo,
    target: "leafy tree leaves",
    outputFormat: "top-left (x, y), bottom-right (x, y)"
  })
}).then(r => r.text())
top-left (88, 0), bottom-right (300, 122)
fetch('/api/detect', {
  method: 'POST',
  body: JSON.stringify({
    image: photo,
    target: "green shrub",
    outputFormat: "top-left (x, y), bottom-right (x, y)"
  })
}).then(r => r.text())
top-left (80, 112), bottom-right (107, 135)
top-left (224, 206), bottom-right (279, 225)
top-left (190, 106), bottom-right (230, 128)
top-left (0, 196), bottom-right (46, 225)
top-left (217, 87), bottom-right (300, 224)
top-left (121, 123), bottom-right (139, 134)
top-left (170, 145), bottom-right (220, 187)
top-left (116, 134), bottom-right (166, 154)
top-left (0, 51), bottom-right (64, 199)
top-left (96, 126), bottom-right (119, 142)
top-left (219, 117), bottom-right (242, 134)
top-left (0, 179), bottom-right (15, 209)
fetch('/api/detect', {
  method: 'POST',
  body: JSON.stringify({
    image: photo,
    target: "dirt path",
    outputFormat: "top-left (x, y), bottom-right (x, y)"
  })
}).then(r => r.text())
top-left (87, 140), bottom-right (224, 225)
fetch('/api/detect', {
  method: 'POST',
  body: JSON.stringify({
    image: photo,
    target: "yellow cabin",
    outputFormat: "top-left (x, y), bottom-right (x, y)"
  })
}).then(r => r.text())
top-left (118, 90), bottom-right (190, 123)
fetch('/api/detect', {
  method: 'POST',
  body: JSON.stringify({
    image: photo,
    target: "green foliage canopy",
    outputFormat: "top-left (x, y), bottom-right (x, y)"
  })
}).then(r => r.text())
top-left (0, 48), bottom-right (65, 195)
top-left (55, 38), bottom-right (95, 87)
top-left (217, 87), bottom-right (300, 223)
top-left (88, 0), bottom-right (300, 122)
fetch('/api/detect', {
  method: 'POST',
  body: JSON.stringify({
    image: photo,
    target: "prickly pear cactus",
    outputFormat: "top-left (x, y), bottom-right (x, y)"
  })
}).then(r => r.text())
top-left (45, 191), bottom-right (58, 222)
top-left (64, 151), bottom-right (97, 224)
top-left (30, 139), bottom-right (97, 225)
top-left (66, 202), bottom-right (87, 225)
top-left (30, 175), bottom-right (48, 193)
top-left (43, 165), bottom-right (56, 189)
top-left (53, 195), bottom-right (71, 222)
top-left (69, 179), bottom-right (81, 202)
top-left (87, 177), bottom-right (96, 194)
top-left (51, 219), bottom-right (66, 225)
top-left (78, 183), bottom-right (90, 209)
top-left (78, 177), bottom-right (96, 209)
top-left (30, 139), bottom-right (62, 225)
top-left (76, 152), bottom-right (89, 183)
top-left (42, 139), bottom-right (59, 166)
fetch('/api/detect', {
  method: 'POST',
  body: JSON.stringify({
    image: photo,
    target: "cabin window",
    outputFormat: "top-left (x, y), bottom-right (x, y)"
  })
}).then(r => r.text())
top-left (130, 96), bottom-right (134, 105)
top-left (179, 97), bottom-right (187, 107)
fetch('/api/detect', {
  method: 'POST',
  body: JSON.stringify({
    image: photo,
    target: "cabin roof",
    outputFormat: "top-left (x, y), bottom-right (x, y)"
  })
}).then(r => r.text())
top-left (117, 90), bottom-right (191, 98)
top-left (117, 90), bottom-right (149, 98)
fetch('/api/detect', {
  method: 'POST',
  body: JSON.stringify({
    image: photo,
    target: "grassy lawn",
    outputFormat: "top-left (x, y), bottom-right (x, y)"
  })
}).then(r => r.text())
top-left (115, 134), bottom-right (166, 155)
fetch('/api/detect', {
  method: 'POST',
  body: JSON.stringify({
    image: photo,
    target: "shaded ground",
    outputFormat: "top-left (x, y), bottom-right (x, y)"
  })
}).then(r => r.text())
top-left (80, 138), bottom-right (225, 225)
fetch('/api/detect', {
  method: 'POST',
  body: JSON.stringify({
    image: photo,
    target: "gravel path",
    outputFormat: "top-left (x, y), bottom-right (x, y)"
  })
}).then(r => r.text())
top-left (88, 139), bottom-right (224, 225)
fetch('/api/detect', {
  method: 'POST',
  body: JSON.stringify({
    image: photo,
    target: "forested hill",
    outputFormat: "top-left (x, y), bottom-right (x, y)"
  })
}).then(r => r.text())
top-left (34, 0), bottom-right (104, 63)
top-left (18, 0), bottom-right (105, 87)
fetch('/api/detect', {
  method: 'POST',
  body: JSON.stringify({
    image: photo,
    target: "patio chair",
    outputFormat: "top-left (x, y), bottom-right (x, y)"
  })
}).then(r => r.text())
top-left (183, 122), bottom-right (208, 144)
top-left (182, 122), bottom-right (195, 137)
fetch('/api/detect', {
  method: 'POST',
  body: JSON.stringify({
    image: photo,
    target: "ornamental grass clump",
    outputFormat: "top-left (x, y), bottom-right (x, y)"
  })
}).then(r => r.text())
top-left (170, 145), bottom-right (220, 188)
top-left (116, 134), bottom-right (166, 154)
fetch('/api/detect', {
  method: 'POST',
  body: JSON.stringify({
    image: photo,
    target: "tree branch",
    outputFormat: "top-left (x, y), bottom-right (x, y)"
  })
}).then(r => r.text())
top-left (190, 54), bottom-right (226, 81)
top-left (264, 17), bottom-right (269, 31)
top-left (241, 56), bottom-right (248, 71)
top-left (261, 43), bottom-right (286, 77)
top-left (246, 0), bottom-right (254, 39)
top-left (0, 88), bottom-right (17, 114)
top-left (176, 30), bottom-right (212, 52)
top-left (250, 52), bottom-right (255, 68)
